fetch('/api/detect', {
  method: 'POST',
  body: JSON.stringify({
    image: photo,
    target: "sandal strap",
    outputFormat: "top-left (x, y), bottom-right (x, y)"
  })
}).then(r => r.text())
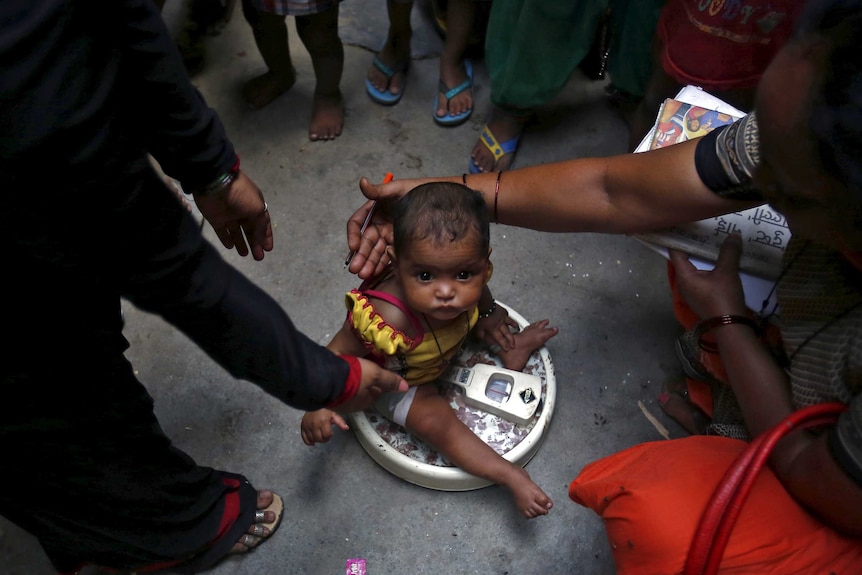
top-left (371, 55), bottom-right (407, 79)
top-left (439, 78), bottom-right (472, 101)
top-left (479, 125), bottom-right (519, 160)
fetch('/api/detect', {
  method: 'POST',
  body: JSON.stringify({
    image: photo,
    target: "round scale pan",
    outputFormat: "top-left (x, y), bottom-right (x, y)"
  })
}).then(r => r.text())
top-left (348, 302), bottom-right (556, 491)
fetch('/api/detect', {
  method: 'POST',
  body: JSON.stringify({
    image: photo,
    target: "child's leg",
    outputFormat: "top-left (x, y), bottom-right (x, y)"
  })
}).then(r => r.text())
top-left (406, 385), bottom-right (553, 518)
top-left (295, 5), bottom-right (344, 141)
top-left (367, 0), bottom-right (412, 96)
top-left (497, 320), bottom-right (558, 372)
top-left (436, 0), bottom-right (474, 119)
top-left (241, 0), bottom-right (297, 110)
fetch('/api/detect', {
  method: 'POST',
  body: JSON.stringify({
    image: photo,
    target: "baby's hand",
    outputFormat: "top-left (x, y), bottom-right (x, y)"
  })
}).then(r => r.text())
top-left (301, 409), bottom-right (350, 446)
top-left (475, 305), bottom-right (518, 351)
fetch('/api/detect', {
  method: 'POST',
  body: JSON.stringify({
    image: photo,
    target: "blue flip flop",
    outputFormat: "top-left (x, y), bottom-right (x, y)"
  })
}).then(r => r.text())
top-left (365, 55), bottom-right (408, 106)
top-left (469, 123), bottom-right (520, 174)
top-left (434, 60), bottom-right (473, 126)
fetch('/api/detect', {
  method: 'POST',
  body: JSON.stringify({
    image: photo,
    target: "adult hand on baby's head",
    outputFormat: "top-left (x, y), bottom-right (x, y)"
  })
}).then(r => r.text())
top-left (347, 177), bottom-right (425, 279)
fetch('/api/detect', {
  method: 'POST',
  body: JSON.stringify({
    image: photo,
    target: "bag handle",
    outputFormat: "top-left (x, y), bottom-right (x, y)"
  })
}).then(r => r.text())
top-left (684, 402), bottom-right (847, 575)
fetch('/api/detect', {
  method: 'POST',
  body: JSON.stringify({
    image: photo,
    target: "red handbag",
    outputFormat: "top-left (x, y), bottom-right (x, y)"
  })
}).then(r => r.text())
top-left (684, 402), bottom-right (848, 575)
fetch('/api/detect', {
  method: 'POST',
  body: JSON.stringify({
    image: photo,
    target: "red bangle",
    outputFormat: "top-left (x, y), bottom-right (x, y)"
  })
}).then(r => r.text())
top-left (695, 314), bottom-right (760, 353)
top-left (326, 354), bottom-right (361, 409)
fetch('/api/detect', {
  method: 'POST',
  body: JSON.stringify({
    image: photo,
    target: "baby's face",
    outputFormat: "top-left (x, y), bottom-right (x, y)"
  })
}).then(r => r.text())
top-left (395, 234), bottom-right (489, 324)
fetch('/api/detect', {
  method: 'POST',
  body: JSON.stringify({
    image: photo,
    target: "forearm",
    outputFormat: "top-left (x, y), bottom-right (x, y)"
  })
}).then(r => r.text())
top-left (462, 141), bottom-right (757, 234)
top-left (714, 324), bottom-right (862, 534)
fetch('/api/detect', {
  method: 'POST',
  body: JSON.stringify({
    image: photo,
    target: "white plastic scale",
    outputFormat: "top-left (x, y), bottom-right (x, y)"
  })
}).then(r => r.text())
top-left (439, 363), bottom-right (542, 426)
top-left (348, 302), bottom-right (556, 491)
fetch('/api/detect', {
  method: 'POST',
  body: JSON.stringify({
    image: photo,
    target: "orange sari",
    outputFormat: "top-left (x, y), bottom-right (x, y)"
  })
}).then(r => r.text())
top-left (569, 436), bottom-right (862, 574)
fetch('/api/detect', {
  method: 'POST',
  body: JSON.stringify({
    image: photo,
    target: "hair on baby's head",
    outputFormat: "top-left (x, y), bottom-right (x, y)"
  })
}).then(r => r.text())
top-left (392, 182), bottom-right (490, 256)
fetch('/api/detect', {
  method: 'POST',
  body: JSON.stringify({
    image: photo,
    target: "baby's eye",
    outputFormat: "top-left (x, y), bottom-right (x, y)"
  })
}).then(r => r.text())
top-left (417, 271), bottom-right (433, 282)
top-left (457, 271), bottom-right (473, 280)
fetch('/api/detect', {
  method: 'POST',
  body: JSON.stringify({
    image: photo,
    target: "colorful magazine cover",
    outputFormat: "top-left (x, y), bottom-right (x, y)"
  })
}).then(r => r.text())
top-left (649, 99), bottom-right (737, 150)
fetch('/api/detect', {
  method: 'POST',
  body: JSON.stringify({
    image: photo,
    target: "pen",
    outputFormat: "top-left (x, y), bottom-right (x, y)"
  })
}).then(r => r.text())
top-left (344, 172), bottom-right (393, 269)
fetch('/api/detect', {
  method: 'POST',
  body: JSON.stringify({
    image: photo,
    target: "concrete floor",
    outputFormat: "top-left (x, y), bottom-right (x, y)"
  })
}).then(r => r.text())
top-left (0, 3), bottom-right (692, 574)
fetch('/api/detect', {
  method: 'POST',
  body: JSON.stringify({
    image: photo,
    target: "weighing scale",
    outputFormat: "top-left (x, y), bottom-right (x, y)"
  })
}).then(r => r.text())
top-left (348, 302), bottom-right (556, 491)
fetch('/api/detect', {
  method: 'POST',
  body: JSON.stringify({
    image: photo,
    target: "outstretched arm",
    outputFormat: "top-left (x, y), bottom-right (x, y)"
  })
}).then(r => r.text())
top-left (348, 139), bottom-right (761, 278)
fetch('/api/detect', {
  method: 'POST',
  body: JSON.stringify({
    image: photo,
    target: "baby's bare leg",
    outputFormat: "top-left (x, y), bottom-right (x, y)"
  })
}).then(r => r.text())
top-left (406, 385), bottom-right (552, 518)
top-left (498, 320), bottom-right (558, 372)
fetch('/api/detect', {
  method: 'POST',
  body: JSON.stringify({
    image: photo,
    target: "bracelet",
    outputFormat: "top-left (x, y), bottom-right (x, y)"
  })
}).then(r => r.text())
top-left (478, 300), bottom-right (497, 319)
top-left (694, 314), bottom-right (760, 353)
top-left (493, 170), bottom-right (502, 224)
top-left (325, 354), bottom-right (361, 409)
top-left (462, 173), bottom-right (468, 186)
top-left (196, 156), bottom-right (240, 196)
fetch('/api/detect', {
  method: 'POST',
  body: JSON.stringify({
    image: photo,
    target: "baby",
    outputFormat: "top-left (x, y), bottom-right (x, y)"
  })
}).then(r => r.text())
top-left (302, 182), bottom-right (558, 518)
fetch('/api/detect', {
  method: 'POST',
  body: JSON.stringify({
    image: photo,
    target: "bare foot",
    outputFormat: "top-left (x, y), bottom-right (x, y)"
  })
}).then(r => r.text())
top-left (309, 91), bottom-right (344, 141)
top-left (498, 320), bottom-right (558, 371)
top-left (368, 40), bottom-right (409, 98)
top-left (503, 466), bottom-right (553, 519)
top-left (436, 60), bottom-right (472, 120)
top-left (470, 109), bottom-right (530, 173)
top-left (229, 490), bottom-right (283, 553)
top-left (242, 69), bottom-right (296, 111)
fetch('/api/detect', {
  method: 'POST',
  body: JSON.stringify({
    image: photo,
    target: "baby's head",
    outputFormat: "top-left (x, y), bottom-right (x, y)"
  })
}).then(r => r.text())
top-left (391, 182), bottom-right (490, 257)
top-left (389, 182), bottom-right (491, 321)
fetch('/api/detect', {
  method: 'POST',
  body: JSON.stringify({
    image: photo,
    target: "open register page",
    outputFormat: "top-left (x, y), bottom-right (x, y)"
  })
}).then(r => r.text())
top-left (631, 86), bottom-right (788, 311)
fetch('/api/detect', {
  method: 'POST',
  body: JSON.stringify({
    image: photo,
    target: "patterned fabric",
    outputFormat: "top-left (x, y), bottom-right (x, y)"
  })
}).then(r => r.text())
top-left (344, 274), bottom-right (479, 386)
top-left (694, 112), bottom-right (762, 200)
top-left (256, 0), bottom-right (341, 17)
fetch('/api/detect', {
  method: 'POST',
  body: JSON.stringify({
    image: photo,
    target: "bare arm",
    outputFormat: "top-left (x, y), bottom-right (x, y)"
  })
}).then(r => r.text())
top-left (465, 140), bottom-right (758, 234)
top-left (348, 141), bottom-right (761, 277)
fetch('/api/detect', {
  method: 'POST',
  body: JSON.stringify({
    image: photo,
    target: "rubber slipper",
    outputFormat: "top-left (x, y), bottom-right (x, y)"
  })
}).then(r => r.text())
top-left (365, 55), bottom-right (408, 106)
top-left (434, 60), bottom-right (473, 126)
top-left (469, 123), bottom-right (520, 174)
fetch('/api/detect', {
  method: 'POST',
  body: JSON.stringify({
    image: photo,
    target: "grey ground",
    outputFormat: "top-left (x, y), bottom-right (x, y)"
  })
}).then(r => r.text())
top-left (0, 2), bottom-right (691, 574)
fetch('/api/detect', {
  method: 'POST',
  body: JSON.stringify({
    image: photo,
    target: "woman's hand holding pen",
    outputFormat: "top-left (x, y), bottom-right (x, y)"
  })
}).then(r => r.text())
top-left (347, 176), bottom-right (410, 278)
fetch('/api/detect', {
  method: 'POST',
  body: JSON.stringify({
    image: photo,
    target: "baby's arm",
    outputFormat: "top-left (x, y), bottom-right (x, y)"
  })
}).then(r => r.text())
top-left (474, 289), bottom-right (559, 372)
top-left (473, 286), bottom-right (518, 350)
top-left (298, 317), bottom-right (369, 446)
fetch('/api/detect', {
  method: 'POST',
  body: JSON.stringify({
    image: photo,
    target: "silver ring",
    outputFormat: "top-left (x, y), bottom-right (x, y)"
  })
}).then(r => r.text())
top-left (242, 534), bottom-right (257, 547)
top-left (254, 510), bottom-right (266, 522)
top-left (251, 523), bottom-right (266, 536)
top-left (263, 202), bottom-right (268, 213)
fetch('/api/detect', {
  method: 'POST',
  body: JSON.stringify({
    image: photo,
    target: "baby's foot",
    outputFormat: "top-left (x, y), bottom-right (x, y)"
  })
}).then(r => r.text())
top-left (309, 91), bottom-right (344, 141)
top-left (505, 467), bottom-right (553, 519)
top-left (498, 320), bottom-right (558, 372)
top-left (242, 69), bottom-right (296, 110)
